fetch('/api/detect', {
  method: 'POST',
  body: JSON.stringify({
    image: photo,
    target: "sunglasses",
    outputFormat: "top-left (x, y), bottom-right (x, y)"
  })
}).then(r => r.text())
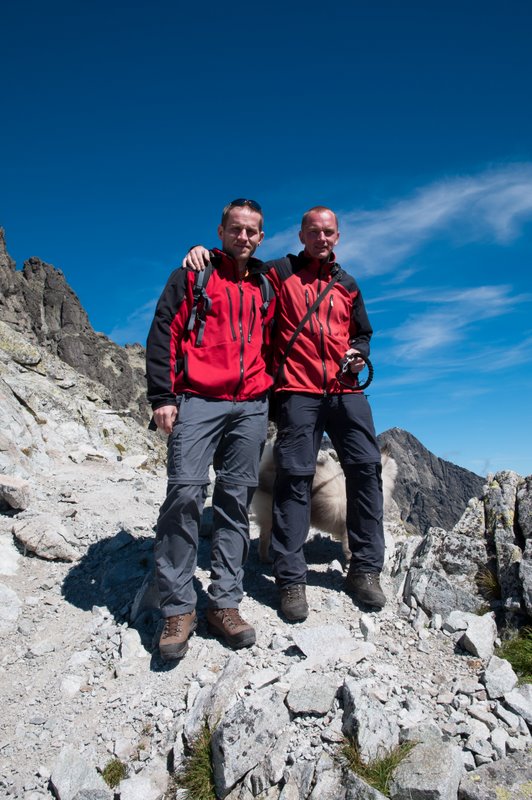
top-left (229, 198), bottom-right (262, 213)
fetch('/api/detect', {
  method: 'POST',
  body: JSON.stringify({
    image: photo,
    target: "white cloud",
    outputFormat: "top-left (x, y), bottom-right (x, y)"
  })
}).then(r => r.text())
top-left (108, 297), bottom-right (158, 346)
top-left (262, 164), bottom-right (532, 273)
top-left (379, 283), bottom-right (530, 360)
top-left (260, 225), bottom-right (300, 259)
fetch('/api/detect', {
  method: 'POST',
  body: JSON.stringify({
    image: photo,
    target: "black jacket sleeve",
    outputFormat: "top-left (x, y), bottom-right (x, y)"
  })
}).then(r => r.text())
top-left (348, 282), bottom-right (373, 360)
top-left (146, 268), bottom-right (189, 410)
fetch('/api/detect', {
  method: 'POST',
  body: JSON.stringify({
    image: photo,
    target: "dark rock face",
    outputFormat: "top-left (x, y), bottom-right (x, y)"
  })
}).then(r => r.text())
top-left (0, 228), bottom-right (149, 422)
top-left (0, 228), bottom-right (16, 273)
top-left (378, 427), bottom-right (485, 534)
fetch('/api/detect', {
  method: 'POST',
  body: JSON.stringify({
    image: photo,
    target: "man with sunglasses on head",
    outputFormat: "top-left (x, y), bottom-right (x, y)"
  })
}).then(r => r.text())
top-left (184, 206), bottom-right (385, 621)
top-left (146, 199), bottom-right (275, 661)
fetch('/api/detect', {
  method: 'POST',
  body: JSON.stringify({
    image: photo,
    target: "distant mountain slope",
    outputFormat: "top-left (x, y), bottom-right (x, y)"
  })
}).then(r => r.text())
top-left (378, 427), bottom-right (485, 534)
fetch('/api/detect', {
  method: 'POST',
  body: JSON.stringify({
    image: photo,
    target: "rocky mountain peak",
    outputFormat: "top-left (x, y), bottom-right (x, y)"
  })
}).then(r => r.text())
top-left (379, 427), bottom-right (486, 534)
top-left (0, 227), bottom-right (16, 272)
top-left (0, 230), bottom-right (148, 421)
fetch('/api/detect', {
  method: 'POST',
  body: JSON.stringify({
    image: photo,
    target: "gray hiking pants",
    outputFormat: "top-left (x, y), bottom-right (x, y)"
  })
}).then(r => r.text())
top-left (155, 394), bottom-right (268, 617)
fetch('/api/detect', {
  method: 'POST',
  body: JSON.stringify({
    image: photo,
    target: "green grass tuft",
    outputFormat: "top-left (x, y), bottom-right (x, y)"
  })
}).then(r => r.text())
top-left (176, 721), bottom-right (216, 800)
top-left (475, 565), bottom-right (501, 601)
top-left (497, 626), bottom-right (532, 684)
top-left (340, 739), bottom-right (416, 796)
top-left (102, 758), bottom-right (128, 788)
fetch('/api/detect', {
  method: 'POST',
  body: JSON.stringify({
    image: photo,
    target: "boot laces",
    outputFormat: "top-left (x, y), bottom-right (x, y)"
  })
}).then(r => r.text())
top-left (162, 615), bottom-right (185, 639)
top-left (286, 585), bottom-right (304, 600)
top-left (219, 608), bottom-right (244, 630)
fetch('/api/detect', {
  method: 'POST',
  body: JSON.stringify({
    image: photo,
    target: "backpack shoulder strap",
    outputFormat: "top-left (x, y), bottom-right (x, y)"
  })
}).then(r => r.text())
top-left (258, 272), bottom-right (274, 315)
top-left (275, 264), bottom-right (342, 382)
top-left (186, 263), bottom-right (214, 345)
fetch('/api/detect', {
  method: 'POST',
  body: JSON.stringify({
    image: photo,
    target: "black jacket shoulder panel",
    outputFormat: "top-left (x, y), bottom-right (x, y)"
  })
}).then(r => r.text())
top-left (265, 254), bottom-right (297, 281)
top-left (336, 268), bottom-right (360, 294)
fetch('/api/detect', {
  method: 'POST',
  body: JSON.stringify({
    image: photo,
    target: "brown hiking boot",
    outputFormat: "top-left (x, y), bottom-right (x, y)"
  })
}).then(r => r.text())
top-left (345, 570), bottom-right (386, 608)
top-left (206, 607), bottom-right (256, 649)
top-left (159, 611), bottom-right (197, 661)
top-left (280, 584), bottom-right (308, 621)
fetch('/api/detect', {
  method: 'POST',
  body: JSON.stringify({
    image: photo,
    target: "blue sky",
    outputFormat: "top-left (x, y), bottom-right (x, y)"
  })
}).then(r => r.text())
top-left (2, 1), bottom-right (532, 477)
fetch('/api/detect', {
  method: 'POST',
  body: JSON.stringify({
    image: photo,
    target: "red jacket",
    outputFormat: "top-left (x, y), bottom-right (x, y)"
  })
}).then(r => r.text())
top-left (267, 253), bottom-right (372, 395)
top-left (146, 251), bottom-right (275, 408)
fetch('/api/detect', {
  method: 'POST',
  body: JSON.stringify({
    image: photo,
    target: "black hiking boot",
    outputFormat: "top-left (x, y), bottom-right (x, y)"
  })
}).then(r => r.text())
top-left (280, 584), bottom-right (309, 621)
top-left (345, 570), bottom-right (386, 608)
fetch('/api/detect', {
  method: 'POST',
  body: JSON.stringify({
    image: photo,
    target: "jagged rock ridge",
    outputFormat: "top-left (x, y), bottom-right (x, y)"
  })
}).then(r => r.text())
top-left (379, 427), bottom-right (485, 534)
top-left (0, 228), bottom-right (148, 423)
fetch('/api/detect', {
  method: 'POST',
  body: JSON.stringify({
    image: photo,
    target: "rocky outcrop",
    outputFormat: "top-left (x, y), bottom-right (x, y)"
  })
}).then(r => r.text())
top-left (0, 229), bottom-right (149, 422)
top-left (458, 750), bottom-right (532, 799)
top-left (379, 428), bottom-right (485, 534)
top-left (398, 470), bottom-right (531, 627)
top-left (0, 317), bottom-right (164, 484)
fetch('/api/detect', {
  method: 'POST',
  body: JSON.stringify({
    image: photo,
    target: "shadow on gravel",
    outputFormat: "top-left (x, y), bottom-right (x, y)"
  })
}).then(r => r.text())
top-left (62, 515), bottom-right (350, 664)
top-left (61, 527), bottom-right (212, 667)
top-left (62, 529), bottom-right (154, 617)
top-left (244, 531), bottom-right (347, 605)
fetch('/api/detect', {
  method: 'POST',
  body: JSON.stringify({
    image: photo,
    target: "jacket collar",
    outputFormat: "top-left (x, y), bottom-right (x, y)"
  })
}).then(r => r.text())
top-left (298, 250), bottom-right (339, 275)
top-left (211, 248), bottom-right (265, 278)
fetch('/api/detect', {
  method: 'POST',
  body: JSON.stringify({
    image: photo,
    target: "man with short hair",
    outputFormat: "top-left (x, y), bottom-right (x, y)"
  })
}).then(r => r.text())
top-left (266, 207), bottom-right (385, 618)
top-left (146, 199), bottom-right (275, 660)
top-left (185, 205), bottom-right (386, 620)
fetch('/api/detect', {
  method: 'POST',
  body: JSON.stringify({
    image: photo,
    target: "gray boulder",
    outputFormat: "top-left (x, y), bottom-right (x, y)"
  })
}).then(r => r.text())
top-left (405, 567), bottom-right (483, 618)
top-left (0, 474), bottom-right (31, 511)
top-left (458, 749), bottom-right (532, 798)
top-left (517, 476), bottom-right (532, 615)
top-left (286, 673), bottom-right (338, 716)
top-left (389, 742), bottom-right (463, 800)
top-left (211, 686), bottom-right (290, 798)
top-left (12, 514), bottom-right (80, 561)
top-left (307, 754), bottom-right (345, 800)
top-left (482, 655), bottom-right (518, 699)
top-left (345, 771), bottom-right (388, 800)
top-left (184, 653), bottom-right (250, 745)
top-left (517, 475), bottom-right (532, 539)
top-left (459, 612), bottom-right (498, 661)
top-left (503, 684), bottom-right (532, 725)
top-left (50, 745), bottom-right (111, 800)
top-left (119, 774), bottom-right (165, 800)
top-left (519, 540), bottom-right (532, 617)
top-left (484, 471), bottom-right (524, 609)
top-left (342, 679), bottom-right (400, 761)
top-left (0, 319), bottom-right (42, 366)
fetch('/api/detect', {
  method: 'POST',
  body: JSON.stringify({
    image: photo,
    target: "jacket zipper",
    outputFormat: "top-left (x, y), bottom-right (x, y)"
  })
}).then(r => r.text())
top-left (248, 296), bottom-right (256, 342)
top-left (305, 290), bottom-right (314, 334)
top-left (234, 283), bottom-right (245, 398)
top-left (326, 295), bottom-right (333, 335)
top-left (225, 288), bottom-right (237, 340)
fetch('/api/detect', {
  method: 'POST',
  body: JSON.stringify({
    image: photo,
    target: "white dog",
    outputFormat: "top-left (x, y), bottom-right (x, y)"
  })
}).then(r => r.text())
top-left (252, 441), bottom-right (397, 564)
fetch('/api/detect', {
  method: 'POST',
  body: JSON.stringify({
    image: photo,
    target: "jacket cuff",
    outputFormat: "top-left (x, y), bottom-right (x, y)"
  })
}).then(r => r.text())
top-left (151, 398), bottom-right (178, 412)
